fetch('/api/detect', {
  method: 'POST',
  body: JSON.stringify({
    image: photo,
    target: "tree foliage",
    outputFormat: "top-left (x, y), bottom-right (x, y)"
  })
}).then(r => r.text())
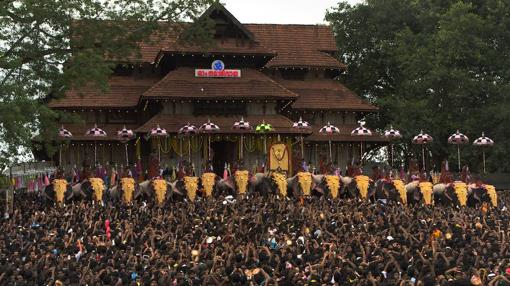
top-left (0, 0), bottom-right (215, 171)
top-left (326, 0), bottom-right (510, 172)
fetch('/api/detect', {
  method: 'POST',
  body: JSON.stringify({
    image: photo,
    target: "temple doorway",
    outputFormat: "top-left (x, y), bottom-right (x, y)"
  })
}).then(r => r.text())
top-left (211, 141), bottom-right (237, 176)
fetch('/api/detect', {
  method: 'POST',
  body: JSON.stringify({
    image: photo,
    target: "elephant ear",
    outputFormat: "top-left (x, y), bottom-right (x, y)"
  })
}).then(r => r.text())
top-left (170, 181), bottom-right (184, 196)
top-left (405, 181), bottom-right (419, 192)
top-left (433, 183), bottom-right (446, 194)
top-left (218, 178), bottom-right (235, 190)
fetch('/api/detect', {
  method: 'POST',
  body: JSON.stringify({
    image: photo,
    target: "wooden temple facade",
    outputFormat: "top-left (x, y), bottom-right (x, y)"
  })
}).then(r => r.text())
top-left (48, 3), bottom-right (384, 175)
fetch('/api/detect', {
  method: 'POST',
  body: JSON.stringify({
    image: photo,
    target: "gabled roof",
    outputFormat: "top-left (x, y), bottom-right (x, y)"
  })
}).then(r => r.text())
top-left (48, 76), bottom-right (159, 108)
top-left (199, 2), bottom-right (255, 41)
top-left (142, 67), bottom-right (298, 100)
top-left (277, 79), bottom-right (378, 112)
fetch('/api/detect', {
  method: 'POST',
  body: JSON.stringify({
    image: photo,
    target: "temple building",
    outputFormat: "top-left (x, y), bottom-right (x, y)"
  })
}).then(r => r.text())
top-left (47, 3), bottom-right (384, 175)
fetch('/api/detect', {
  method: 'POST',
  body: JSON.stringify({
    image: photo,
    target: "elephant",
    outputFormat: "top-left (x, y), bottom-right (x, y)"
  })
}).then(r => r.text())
top-left (172, 174), bottom-right (233, 201)
top-left (287, 172), bottom-right (314, 198)
top-left (467, 184), bottom-right (497, 208)
top-left (342, 175), bottom-right (376, 201)
top-left (374, 179), bottom-right (407, 204)
top-left (138, 179), bottom-right (177, 205)
top-left (405, 181), bottom-right (433, 206)
top-left (43, 179), bottom-right (74, 205)
top-left (433, 182), bottom-right (468, 207)
top-left (310, 174), bottom-right (343, 199)
top-left (109, 177), bottom-right (140, 205)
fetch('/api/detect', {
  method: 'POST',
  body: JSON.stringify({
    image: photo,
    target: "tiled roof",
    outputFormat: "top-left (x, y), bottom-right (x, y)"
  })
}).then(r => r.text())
top-left (134, 23), bottom-right (342, 68)
top-left (48, 76), bottom-right (159, 108)
top-left (136, 114), bottom-right (308, 134)
top-left (276, 79), bottom-right (378, 111)
top-left (59, 123), bottom-right (140, 141)
top-left (265, 52), bottom-right (346, 69)
top-left (245, 24), bottom-right (338, 53)
top-left (161, 38), bottom-right (275, 56)
top-left (305, 125), bottom-right (388, 142)
top-left (142, 67), bottom-right (297, 99)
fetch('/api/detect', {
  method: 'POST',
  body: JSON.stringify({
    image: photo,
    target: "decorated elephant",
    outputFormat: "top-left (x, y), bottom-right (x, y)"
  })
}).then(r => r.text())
top-left (43, 179), bottom-right (73, 205)
top-left (310, 174), bottom-right (342, 199)
top-left (109, 177), bottom-right (140, 205)
top-left (287, 172), bottom-right (314, 197)
top-left (343, 175), bottom-right (376, 201)
top-left (374, 179), bottom-right (407, 204)
top-left (405, 181), bottom-right (433, 205)
top-left (433, 181), bottom-right (468, 207)
top-left (467, 184), bottom-right (497, 208)
top-left (138, 179), bottom-right (175, 205)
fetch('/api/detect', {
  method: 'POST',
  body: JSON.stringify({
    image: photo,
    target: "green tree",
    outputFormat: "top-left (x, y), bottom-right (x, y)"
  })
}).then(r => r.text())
top-left (326, 0), bottom-right (510, 173)
top-left (0, 0), bottom-right (214, 171)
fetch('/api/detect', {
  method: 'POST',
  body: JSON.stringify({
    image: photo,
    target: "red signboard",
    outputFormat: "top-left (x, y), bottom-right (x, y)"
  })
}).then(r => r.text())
top-left (195, 60), bottom-right (241, 78)
top-left (195, 69), bottom-right (241, 78)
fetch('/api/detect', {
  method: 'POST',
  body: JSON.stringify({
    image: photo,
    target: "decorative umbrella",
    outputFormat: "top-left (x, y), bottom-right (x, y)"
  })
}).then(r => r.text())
top-left (117, 126), bottom-right (135, 166)
top-left (85, 124), bottom-right (107, 165)
top-left (448, 130), bottom-right (469, 172)
top-left (149, 125), bottom-right (168, 162)
top-left (179, 123), bottom-right (199, 162)
top-left (384, 126), bottom-right (402, 168)
top-left (351, 122), bottom-right (372, 164)
top-left (57, 125), bottom-right (72, 166)
top-left (292, 117), bottom-right (311, 159)
top-left (256, 121), bottom-right (274, 155)
top-left (412, 130), bottom-right (433, 171)
top-left (319, 122), bottom-right (340, 162)
top-left (199, 119), bottom-right (220, 161)
top-left (473, 132), bottom-right (494, 174)
top-left (233, 117), bottom-right (252, 159)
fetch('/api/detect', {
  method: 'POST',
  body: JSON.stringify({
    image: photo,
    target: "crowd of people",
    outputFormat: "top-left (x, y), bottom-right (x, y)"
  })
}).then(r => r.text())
top-left (1, 186), bottom-right (510, 285)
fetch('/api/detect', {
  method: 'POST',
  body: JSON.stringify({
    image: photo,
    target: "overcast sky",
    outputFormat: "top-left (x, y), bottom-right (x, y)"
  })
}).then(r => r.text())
top-left (221, 0), bottom-right (361, 24)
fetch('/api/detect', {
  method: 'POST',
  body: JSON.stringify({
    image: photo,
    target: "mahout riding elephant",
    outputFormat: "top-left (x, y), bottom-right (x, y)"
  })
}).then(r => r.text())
top-left (405, 181), bottom-right (433, 206)
top-left (433, 182), bottom-right (468, 207)
top-left (109, 177), bottom-right (140, 205)
top-left (43, 179), bottom-right (73, 205)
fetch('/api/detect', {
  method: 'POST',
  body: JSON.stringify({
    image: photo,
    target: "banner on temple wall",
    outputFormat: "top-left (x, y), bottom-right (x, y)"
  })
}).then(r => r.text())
top-left (268, 143), bottom-right (290, 173)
